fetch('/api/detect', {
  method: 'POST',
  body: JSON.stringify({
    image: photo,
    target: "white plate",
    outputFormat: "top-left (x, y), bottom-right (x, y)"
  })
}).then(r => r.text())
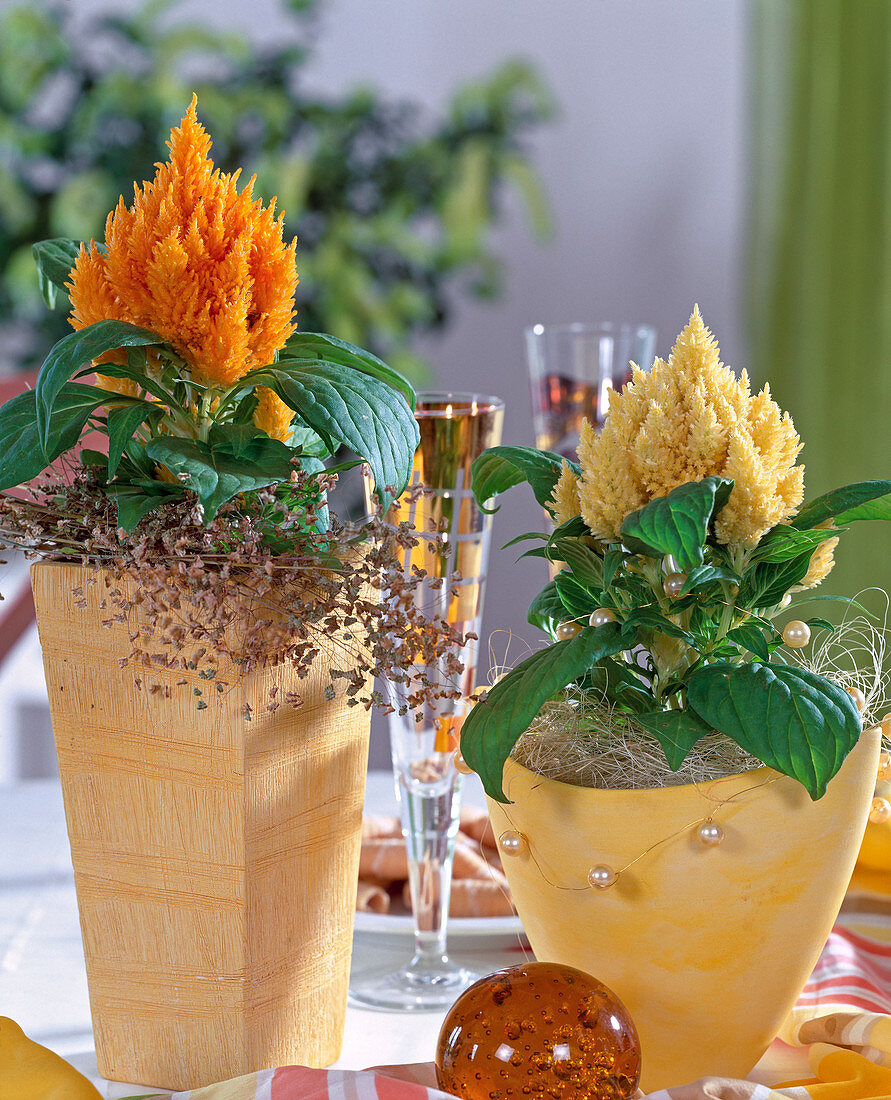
top-left (354, 910), bottom-right (526, 943)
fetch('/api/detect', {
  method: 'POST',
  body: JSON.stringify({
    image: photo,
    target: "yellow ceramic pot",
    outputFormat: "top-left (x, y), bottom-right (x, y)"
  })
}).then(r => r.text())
top-left (486, 726), bottom-right (881, 1093)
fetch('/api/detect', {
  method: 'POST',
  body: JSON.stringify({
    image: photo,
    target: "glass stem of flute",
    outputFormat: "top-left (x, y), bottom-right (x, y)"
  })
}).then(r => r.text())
top-left (401, 762), bottom-right (463, 972)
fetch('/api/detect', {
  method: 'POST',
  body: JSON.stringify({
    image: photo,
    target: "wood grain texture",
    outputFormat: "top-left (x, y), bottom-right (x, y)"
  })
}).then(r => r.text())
top-left (31, 561), bottom-right (372, 1091)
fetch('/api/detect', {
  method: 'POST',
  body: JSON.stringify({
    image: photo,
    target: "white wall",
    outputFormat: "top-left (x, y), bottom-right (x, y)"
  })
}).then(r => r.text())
top-left (0, 556), bottom-right (51, 783)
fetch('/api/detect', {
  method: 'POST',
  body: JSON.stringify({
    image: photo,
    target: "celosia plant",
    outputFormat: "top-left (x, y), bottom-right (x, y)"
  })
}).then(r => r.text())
top-left (2, 97), bottom-right (419, 530)
top-left (0, 98), bottom-right (466, 711)
top-left (462, 309), bottom-right (891, 801)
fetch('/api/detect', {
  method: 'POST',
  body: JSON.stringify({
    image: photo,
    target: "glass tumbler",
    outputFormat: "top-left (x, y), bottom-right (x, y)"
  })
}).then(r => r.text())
top-left (526, 322), bottom-right (657, 459)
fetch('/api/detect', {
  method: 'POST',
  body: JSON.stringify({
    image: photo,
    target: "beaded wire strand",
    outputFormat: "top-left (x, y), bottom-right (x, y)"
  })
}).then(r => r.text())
top-left (495, 771), bottom-right (784, 894)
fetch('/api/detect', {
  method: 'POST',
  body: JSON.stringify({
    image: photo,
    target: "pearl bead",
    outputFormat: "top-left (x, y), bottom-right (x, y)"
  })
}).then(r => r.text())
top-left (782, 620), bottom-right (811, 648)
top-left (698, 821), bottom-right (725, 847)
top-left (498, 830), bottom-right (528, 857)
top-left (847, 686), bottom-right (867, 713)
top-left (587, 864), bottom-right (618, 889)
top-left (870, 797), bottom-right (891, 824)
top-left (453, 751), bottom-right (474, 775)
top-left (556, 620), bottom-right (583, 640)
top-left (878, 751), bottom-right (891, 781)
top-left (663, 572), bottom-right (687, 598)
top-left (588, 608), bottom-right (617, 628)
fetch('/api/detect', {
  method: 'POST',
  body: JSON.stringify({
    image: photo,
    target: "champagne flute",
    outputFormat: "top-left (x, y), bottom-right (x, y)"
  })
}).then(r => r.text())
top-left (349, 392), bottom-right (503, 1011)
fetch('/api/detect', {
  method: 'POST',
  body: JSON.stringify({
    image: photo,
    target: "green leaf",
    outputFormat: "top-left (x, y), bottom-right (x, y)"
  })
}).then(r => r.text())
top-left (0, 383), bottom-right (125, 489)
top-left (231, 389), bottom-right (260, 425)
top-left (105, 482), bottom-right (185, 533)
top-left (786, 594), bottom-right (876, 618)
top-left (144, 433), bottom-right (297, 522)
top-left (516, 545), bottom-right (550, 562)
top-left (623, 607), bottom-right (695, 644)
top-left (686, 662), bottom-right (861, 799)
top-left (805, 617), bottom-right (835, 632)
top-left (738, 548), bottom-right (814, 608)
top-left (503, 531), bottom-right (548, 550)
top-left (36, 320), bottom-right (162, 453)
top-left (80, 449), bottom-right (109, 468)
top-left (471, 446), bottom-right (579, 512)
top-left (753, 524), bottom-right (840, 564)
top-left (31, 238), bottom-right (83, 309)
top-left (547, 538), bottom-right (603, 589)
top-left (792, 480), bottom-right (891, 529)
top-left (248, 362), bottom-right (419, 512)
top-left (688, 606), bottom-right (720, 646)
top-left (835, 495), bottom-right (891, 524)
top-left (637, 709), bottom-right (713, 770)
top-left (548, 515), bottom-right (588, 541)
top-left (554, 569), bottom-right (599, 619)
top-left (619, 477), bottom-right (734, 571)
top-left (603, 548), bottom-right (624, 591)
top-left (527, 580), bottom-right (563, 636)
top-left (679, 563), bottom-right (740, 595)
top-left (726, 622), bottom-right (770, 661)
top-left (127, 345), bottom-right (149, 374)
top-left (595, 662), bottom-right (655, 713)
top-left (107, 402), bottom-right (159, 478)
top-left (281, 332), bottom-right (416, 406)
top-left (80, 360), bottom-right (179, 407)
top-left (460, 623), bottom-right (629, 801)
top-left (285, 421), bottom-right (329, 457)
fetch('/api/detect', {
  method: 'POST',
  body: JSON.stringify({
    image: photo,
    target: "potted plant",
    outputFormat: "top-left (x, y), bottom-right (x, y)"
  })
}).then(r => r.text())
top-left (0, 98), bottom-right (462, 1091)
top-left (460, 308), bottom-right (890, 1091)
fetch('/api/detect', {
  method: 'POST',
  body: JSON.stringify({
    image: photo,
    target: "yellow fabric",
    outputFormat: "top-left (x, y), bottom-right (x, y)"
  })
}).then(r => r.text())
top-left (0, 1017), bottom-right (102, 1099)
top-left (764, 800), bottom-right (891, 1099)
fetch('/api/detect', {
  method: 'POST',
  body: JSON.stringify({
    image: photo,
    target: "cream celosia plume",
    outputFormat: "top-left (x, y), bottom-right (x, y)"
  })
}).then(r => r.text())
top-left (576, 307), bottom-right (805, 547)
top-left (549, 461), bottom-right (581, 527)
top-left (797, 522), bottom-right (838, 590)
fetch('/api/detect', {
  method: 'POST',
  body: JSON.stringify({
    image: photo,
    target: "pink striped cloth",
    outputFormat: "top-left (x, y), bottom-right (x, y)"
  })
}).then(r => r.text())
top-left (795, 926), bottom-right (891, 1016)
top-left (153, 1065), bottom-right (455, 1099)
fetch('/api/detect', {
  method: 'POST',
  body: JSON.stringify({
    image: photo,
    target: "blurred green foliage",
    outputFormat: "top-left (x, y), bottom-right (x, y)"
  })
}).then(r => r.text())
top-left (0, 0), bottom-right (554, 379)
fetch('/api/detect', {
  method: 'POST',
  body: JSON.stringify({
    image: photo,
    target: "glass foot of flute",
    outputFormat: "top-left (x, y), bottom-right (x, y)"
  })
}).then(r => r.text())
top-left (348, 732), bottom-right (480, 1011)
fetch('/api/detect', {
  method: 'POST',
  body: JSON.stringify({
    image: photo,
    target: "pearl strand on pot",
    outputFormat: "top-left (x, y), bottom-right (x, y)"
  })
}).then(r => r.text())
top-left (870, 797), bottom-right (891, 824)
top-left (492, 787), bottom-right (761, 894)
top-left (488, 728), bottom-right (883, 896)
top-left (497, 829), bottom-right (528, 857)
top-left (697, 820), bottom-right (725, 846)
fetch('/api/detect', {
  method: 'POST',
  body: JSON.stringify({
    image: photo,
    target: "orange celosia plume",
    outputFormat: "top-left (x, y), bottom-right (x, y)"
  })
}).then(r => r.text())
top-left (68, 96), bottom-right (298, 439)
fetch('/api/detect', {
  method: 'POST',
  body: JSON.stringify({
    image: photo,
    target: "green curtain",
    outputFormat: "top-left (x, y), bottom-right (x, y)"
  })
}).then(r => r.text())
top-left (750, 0), bottom-right (891, 612)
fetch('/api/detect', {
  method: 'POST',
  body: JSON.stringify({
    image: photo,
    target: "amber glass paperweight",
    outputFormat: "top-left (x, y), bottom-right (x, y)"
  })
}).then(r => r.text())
top-left (436, 961), bottom-right (641, 1100)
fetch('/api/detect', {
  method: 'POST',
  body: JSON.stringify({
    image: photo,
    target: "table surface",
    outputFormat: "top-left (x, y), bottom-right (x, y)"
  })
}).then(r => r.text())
top-left (0, 774), bottom-right (810, 1096)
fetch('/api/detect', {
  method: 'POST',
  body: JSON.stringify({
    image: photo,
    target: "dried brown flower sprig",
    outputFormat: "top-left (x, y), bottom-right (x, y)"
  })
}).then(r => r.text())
top-left (0, 467), bottom-right (466, 715)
